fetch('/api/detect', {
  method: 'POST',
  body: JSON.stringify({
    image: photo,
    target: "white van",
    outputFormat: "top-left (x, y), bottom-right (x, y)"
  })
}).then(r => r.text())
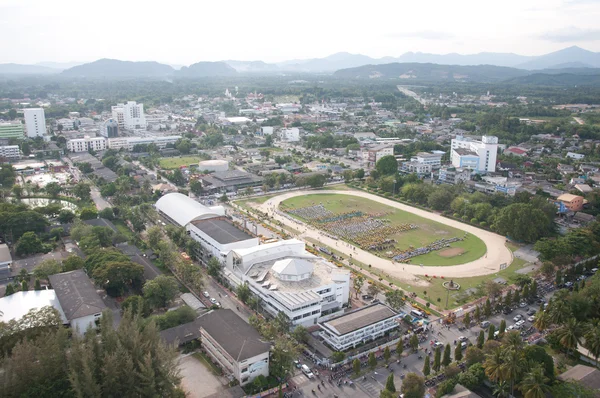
top-left (301, 364), bottom-right (314, 378)
top-left (410, 309), bottom-right (424, 318)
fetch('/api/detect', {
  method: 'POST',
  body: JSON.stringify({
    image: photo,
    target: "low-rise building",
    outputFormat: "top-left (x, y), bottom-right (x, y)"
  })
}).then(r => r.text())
top-left (319, 303), bottom-right (401, 351)
top-left (364, 144), bottom-right (394, 168)
top-left (67, 136), bottom-right (107, 153)
top-left (0, 122), bottom-right (25, 140)
top-left (566, 152), bottom-right (585, 160)
top-left (0, 145), bottom-right (20, 161)
top-left (439, 167), bottom-right (471, 185)
top-left (280, 127), bottom-right (300, 142)
top-left (224, 239), bottom-right (350, 327)
top-left (557, 193), bottom-right (584, 212)
top-left (200, 170), bottom-right (263, 193)
top-left (402, 161), bottom-right (432, 175)
top-left (107, 135), bottom-right (181, 151)
top-left (411, 152), bottom-right (443, 169)
top-left (0, 290), bottom-right (68, 324)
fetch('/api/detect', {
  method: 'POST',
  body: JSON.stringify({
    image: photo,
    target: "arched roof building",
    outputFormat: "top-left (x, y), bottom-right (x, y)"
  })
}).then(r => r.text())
top-left (155, 193), bottom-right (225, 227)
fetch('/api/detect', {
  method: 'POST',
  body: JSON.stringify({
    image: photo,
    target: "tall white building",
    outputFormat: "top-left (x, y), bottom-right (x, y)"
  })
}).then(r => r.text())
top-left (279, 127), bottom-right (300, 142)
top-left (450, 135), bottom-right (498, 173)
top-left (23, 108), bottom-right (47, 138)
top-left (111, 104), bottom-right (125, 129)
top-left (67, 136), bottom-right (107, 153)
top-left (123, 101), bottom-right (146, 130)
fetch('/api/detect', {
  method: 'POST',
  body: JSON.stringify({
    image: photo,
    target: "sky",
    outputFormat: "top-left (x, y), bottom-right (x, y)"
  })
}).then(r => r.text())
top-left (1, 0), bottom-right (599, 65)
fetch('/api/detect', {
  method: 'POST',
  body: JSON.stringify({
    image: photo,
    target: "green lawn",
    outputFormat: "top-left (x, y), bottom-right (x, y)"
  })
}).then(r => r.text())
top-left (280, 193), bottom-right (486, 266)
top-left (159, 156), bottom-right (207, 170)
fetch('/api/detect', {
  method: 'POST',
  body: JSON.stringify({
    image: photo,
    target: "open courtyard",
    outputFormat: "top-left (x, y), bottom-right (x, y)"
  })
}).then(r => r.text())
top-left (254, 190), bottom-right (514, 281)
top-left (158, 156), bottom-right (207, 170)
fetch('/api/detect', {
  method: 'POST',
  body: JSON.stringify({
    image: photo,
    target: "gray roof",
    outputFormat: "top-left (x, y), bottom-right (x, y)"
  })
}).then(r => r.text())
top-left (160, 309), bottom-right (271, 361)
top-left (191, 218), bottom-right (254, 244)
top-left (558, 365), bottom-right (600, 390)
top-left (453, 148), bottom-right (478, 156)
top-left (48, 270), bottom-right (107, 321)
top-left (0, 243), bottom-right (12, 264)
top-left (322, 303), bottom-right (399, 336)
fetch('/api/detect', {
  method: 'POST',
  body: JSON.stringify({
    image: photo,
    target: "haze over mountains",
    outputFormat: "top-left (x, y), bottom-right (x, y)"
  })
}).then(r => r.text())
top-left (1, 46), bottom-right (600, 77)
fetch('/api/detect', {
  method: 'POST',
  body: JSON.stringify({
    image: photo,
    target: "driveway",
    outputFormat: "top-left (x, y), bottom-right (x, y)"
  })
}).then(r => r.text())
top-left (178, 354), bottom-right (223, 398)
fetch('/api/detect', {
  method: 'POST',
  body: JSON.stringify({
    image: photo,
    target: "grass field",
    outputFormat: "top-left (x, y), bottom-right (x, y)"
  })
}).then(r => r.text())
top-left (280, 193), bottom-right (486, 266)
top-left (159, 156), bottom-right (207, 170)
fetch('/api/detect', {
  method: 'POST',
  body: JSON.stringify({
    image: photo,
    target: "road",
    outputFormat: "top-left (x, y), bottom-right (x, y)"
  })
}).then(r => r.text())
top-left (397, 85), bottom-right (428, 105)
top-left (201, 277), bottom-right (253, 323)
top-left (573, 117), bottom-right (585, 125)
top-left (257, 190), bottom-right (514, 280)
top-left (90, 186), bottom-right (111, 210)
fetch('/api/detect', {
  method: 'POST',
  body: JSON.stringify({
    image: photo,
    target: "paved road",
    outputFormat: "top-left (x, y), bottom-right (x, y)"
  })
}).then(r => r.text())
top-left (90, 186), bottom-right (111, 210)
top-left (258, 190), bottom-right (513, 279)
top-left (201, 277), bottom-right (253, 323)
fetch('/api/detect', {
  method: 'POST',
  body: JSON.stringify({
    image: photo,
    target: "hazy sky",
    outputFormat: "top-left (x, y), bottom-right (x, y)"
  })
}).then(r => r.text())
top-left (1, 0), bottom-right (599, 65)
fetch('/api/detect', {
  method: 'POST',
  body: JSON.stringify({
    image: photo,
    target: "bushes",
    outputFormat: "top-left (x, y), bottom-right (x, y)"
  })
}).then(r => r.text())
top-left (151, 305), bottom-right (196, 330)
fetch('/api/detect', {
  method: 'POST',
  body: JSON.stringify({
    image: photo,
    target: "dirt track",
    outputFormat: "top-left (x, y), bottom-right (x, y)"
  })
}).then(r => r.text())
top-left (257, 190), bottom-right (513, 280)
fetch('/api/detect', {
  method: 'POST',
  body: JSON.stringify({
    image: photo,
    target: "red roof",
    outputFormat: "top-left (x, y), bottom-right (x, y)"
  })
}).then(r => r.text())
top-left (506, 147), bottom-right (527, 154)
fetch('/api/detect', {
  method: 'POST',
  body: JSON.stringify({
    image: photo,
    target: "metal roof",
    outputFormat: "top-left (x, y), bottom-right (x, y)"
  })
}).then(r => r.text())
top-left (48, 270), bottom-right (107, 321)
top-left (0, 290), bottom-right (67, 323)
top-left (322, 303), bottom-right (399, 336)
top-left (191, 218), bottom-right (254, 244)
top-left (155, 193), bottom-right (223, 227)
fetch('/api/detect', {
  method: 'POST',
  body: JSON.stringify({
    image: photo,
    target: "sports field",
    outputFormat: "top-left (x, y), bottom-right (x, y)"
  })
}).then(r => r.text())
top-left (159, 156), bottom-right (205, 170)
top-left (280, 193), bottom-right (486, 266)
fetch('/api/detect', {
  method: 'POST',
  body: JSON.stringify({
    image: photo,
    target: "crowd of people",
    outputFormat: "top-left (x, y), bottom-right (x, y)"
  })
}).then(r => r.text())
top-left (392, 237), bottom-right (463, 262)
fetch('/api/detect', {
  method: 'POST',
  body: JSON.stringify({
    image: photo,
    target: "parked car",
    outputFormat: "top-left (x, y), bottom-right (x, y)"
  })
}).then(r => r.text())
top-left (527, 308), bottom-right (536, 316)
top-left (203, 291), bottom-right (210, 298)
top-left (502, 307), bottom-right (513, 315)
top-left (516, 320), bottom-right (525, 328)
top-left (519, 302), bottom-right (528, 308)
top-left (459, 336), bottom-right (469, 343)
top-left (301, 364), bottom-right (314, 378)
top-left (210, 298), bottom-right (217, 304)
top-left (433, 342), bottom-right (444, 349)
top-left (294, 360), bottom-right (302, 369)
top-left (480, 321), bottom-right (491, 329)
top-left (527, 315), bottom-right (536, 322)
top-left (513, 314), bottom-right (523, 322)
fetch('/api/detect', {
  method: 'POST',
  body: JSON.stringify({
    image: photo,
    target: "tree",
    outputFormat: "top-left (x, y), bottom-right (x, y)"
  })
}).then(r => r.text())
top-left (291, 325), bottom-right (308, 345)
top-left (477, 330), bottom-right (485, 348)
top-left (502, 348), bottom-right (523, 397)
top-left (442, 343), bottom-right (452, 367)
top-left (493, 381), bottom-right (510, 398)
top-left (98, 207), bottom-right (115, 220)
top-left (72, 182), bottom-right (91, 201)
top-left (236, 282), bottom-right (251, 304)
top-left (484, 348), bottom-right (503, 382)
top-left (189, 179), bottom-right (204, 196)
top-left (484, 298), bottom-right (492, 317)
top-left (488, 324), bottom-right (496, 341)
top-left (385, 373), bottom-right (396, 393)
top-left (499, 319), bottom-right (506, 336)
top-left (353, 275), bottom-right (365, 298)
top-left (465, 346), bottom-right (485, 367)
top-left (34, 279), bottom-right (42, 290)
top-left (523, 345), bottom-right (555, 381)
top-left (44, 182), bottom-right (62, 198)
top-left (584, 321), bottom-right (600, 366)
top-left (353, 358), bottom-right (361, 376)
top-left (269, 337), bottom-right (297, 388)
top-left (540, 262), bottom-right (555, 280)
top-left (207, 257), bottom-right (221, 277)
top-left (433, 347), bottom-right (441, 372)
top-left (396, 338), bottom-right (403, 357)
top-left (423, 355), bottom-right (431, 376)
top-left (62, 255), bottom-right (85, 272)
top-left (492, 203), bottom-right (554, 243)
top-left (4, 283), bottom-right (15, 296)
top-left (376, 155), bottom-right (398, 176)
top-left (57, 209), bottom-right (75, 224)
top-left (533, 310), bottom-right (550, 332)
top-left (368, 352), bottom-right (377, 370)
top-left (401, 373), bottom-right (425, 398)
top-left (445, 363), bottom-right (461, 379)
top-left (120, 295), bottom-right (150, 317)
top-left (33, 259), bottom-right (62, 280)
top-left (455, 343), bottom-right (463, 362)
top-left (409, 333), bottom-right (419, 352)
top-left (16, 231), bottom-right (47, 256)
top-left (384, 346), bottom-right (391, 364)
top-left (463, 312), bottom-right (471, 328)
top-left (146, 226), bottom-right (162, 249)
top-left (556, 317), bottom-right (583, 357)
top-left (143, 275), bottom-right (179, 309)
top-left (367, 283), bottom-right (382, 298)
top-left (79, 207), bottom-right (98, 220)
top-left (274, 312), bottom-right (292, 334)
top-left (93, 261), bottom-right (144, 297)
top-left (21, 280), bottom-right (28, 291)
top-left (385, 289), bottom-right (405, 310)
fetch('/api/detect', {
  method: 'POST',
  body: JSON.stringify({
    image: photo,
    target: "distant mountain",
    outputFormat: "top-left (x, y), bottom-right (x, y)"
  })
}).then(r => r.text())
top-left (516, 46), bottom-right (600, 70)
top-left (0, 63), bottom-right (60, 75)
top-left (505, 72), bottom-right (600, 86)
top-left (333, 63), bottom-right (528, 82)
top-left (224, 60), bottom-right (280, 73)
top-left (277, 52), bottom-right (381, 72)
top-left (177, 62), bottom-right (237, 77)
top-left (36, 61), bottom-right (84, 70)
top-left (62, 59), bottom-right (174, 77)
top-left (395, 52), bottom-right (533, 67)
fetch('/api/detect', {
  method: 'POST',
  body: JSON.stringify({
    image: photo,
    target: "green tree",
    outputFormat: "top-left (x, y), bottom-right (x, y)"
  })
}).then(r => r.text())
top-left (207, 257), bottom-right (221, 277)
top-left (385, 373), bottom-right (396, 393)
top-left (353, 358), bottom-right (361, 376)
top-left (33, 259), bottom-right (62, 280)
top-left (423, 355), bottom-right (431, 376)
top-left (236, 282), bottom-right (251, 304)
top-left (62, 255), bottom-right (85, 272)
top-left (79, 207), bottom-right (98, 220)
top-left (442, 343), bottom-right (452, 367)
top-left (269, 337), bottom-right (297, 390)
top-left (465, 346), bottom-right (485, 367)
top-left (492, 203), bottom-right (554, 243)
top-left (584, 321), bottom-right (600, 366)
top-left (353, 275), bottom-right (365, 298)
top-left (455, 343), bottom-right (463, 362)
top-left (376, 155), bottom-right (398, 176)
top-left (57, 209), bottom-right (75, 224)
top-left (143, 275), bottom-right (179, 309)
top-left (98, 207), bottom-right (115, 220)
top-left (72, 182), bottom-right (91, 201)
top-left (499, 319), bottom-right (506, 336)
top-left (291, 325), bottom-right (308, 345)
top-left (385, 289), bottom-right (405, 310)
top-left (384, 346), bottom-right (391, 364)
top-left (21, 280), bottom-right (28, 291)
top-left (4, 283), bottom-right (15, 296)
top-left (433, 347), bottom-right (441, 372)
top-left (463, 312), bottom-right (471, 328)
top-left (401, 373), bottom-right (425, 398)
top-left (368, 352), bottom-right (377, 370)
top-left (146, 226), bottom-right (162, 249)
top-left (121, 295), bottom-right (150, 317)
top-left (556, 317), bottom-right (583, 357)
top-left (44, 182), bottom-right (62, 198)
top-left (34, 279), bottom-right (42, 290)
top-left (474, 306), bottom-right (481, 323)
top-left (396, 338), bottom-right (404, 357)
top-left (409, 333), bottom-right (419, 352)
top-left (93, 261), bottom-right (144, 297)
top-left (488, 324), bottom-right (496, 341)
top-left (16, 231), bottom-right (47, 256)
top-left (477, 330), bottom-right (485, 348)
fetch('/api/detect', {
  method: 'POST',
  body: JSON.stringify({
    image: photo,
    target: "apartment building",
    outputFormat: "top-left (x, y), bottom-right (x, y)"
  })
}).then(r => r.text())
top-left (0, 145), bottom-right (20, 160)
top-left (66, 136), bottom-right (107, 153)
top-left (24, 108), bottom-right (47, 138)
top-left (107, 135), bottom-right (181, 151)
top-left (450, 135), bottom-right (498, 172)
top-left (0, 122), bottom-right (25, 140)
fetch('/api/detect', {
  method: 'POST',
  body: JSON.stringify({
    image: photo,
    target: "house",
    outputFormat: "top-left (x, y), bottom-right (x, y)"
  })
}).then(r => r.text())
top-left (557, 193), bottom-right (585, 212)
top-left (558, 364), bottom-right (600, 392)
top-left (503, 146), bottom-right (528, 157)
top-left (566, 152), bottom-right (585, 160)
top-left (319, 303), bottom-right (401, 351)
top-left (0, 243), bottom-right (12, 271)
top-left (557, 164), bottom-right (575, 175)
top-left (496, 162), bottom-right (517, 172)
top-left (575, 184), bottom-right (593, 194)
top-left (48, 270), bottom-right (107, 334)
top-left (441, 384), bottom-right (482, 398)
top-left (0, 290), bottom-right (68, 324)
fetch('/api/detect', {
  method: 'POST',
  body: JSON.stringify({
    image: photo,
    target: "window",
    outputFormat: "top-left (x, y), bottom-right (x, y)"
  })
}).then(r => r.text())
top-left (241, 367), bottom-right (248, 373)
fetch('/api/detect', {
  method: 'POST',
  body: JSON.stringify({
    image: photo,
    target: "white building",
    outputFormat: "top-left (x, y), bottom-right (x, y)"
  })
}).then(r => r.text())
top-left (0, 290), bottom-right (68, 324)
top-left (111, 104), bottom-right (125, 129)
top-left (402, 161), bottom-right (432, 175)
top-left (438, 167), bottom-right (472, 185)
top-left (261, 126), bottom-right (274, 136)
top-left (112, 101), bottom-right (146, 130)
top-left (67, 136), bottom-right (107, 153)
top-left (56, 118), bottom-right (75, 131)
top-left (363, 144), bottom-right (395, 168)
top-left (48, 270), bottom-right (108, 335)
top-left (23, 108), bottom-right (47, 138)
top-left (224, 239), bottom-right (350, 327)
top-left (107, 135), bottom-right (181, 151)
top-left (0, 145), bottom-right (20, 160)
top-left (155, 193), bottom-right (258, 261)
top-left (198, 159), bottom-right (229, 172)
top-left (280, 127), bottom-right (300, 142)
top-left (450, 135), bottom-right (498, 173)
top-left (319, 303), bottom-right (401, 351)
top-left (411, 152), bottom-right (443, 169)
top-left (566, 152), bottom-right (585, 160)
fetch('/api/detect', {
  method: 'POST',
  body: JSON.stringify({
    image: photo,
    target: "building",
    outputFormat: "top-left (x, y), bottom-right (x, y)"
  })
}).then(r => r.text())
top-left (161, 310), bottom-right (270, 386)
top-left (0, 290), bottom-right (68, 323)
top-left (450, 135), bottom-right (498, 172)
top-left (440, 384), bottom-right (482, 398)
top-left (111, 104), bottom-right (125, 129)
top-left (155, 193), bottom-right (258, 261)
top-left (468, 176), bottom-right (520, 196)
top-left (558, 364), bottom-right (600, 391)
top-left (0, 145), bottom-right (20, 161)
top-left (23, 108), bottom-right (47, 138)
top-left (123, 101), bottom-right (147, 130)
top-left (280, 127), bottom-right (300, 142)
top-left (200, 170), bottom-right (263, 193)
top-left (557, 193), bottom-right (584, 212)
top-left (411, 152), bottom-right (443, 169)
top-left (199, 159), bottom-right (229, 172)
top-left (261, 126), bottom-right (274, 135)
top-left (319, 303), bottom-right (401, 351)
top-left (503, 147), bottom-right (529, 157)
top-left (575, 183), bottom-right (593, 194)
top-left (48, 270), bottom-right (107, 334)
top-left (566, 152), bottom-right (585, 160)
top-left (402, 161), bottom-right (432, 175)
top-left (66, 136), bottom-right (107, 153)
top-left (364, 144), bottom-right (395, 168)
top-left (0, 122), bottom-right (25, 140)
top-left (102, 119), bottom-right (119, 138)
top-left (224, 239), bottom-right (350, 327)
top-left (439, 167), bottom-right (472, 185)
top-left (0, 243), bottom-right (12, 271)
top-left (107, 135), bottom-right (181, 151)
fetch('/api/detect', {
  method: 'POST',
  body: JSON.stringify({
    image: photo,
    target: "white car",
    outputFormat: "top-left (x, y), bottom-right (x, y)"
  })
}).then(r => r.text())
top-left (203, 291), bottom-right (210, 298)
top-left (301, 364), bottom-right (314, 379)
top-left (516, 320), bottom-right (525, 328)
top-left (527, 316), bottom-right (536, 322)
top-left (513, 314), bottom-right (523, 322)
top-left (210, 298), bottom-right (217, 304)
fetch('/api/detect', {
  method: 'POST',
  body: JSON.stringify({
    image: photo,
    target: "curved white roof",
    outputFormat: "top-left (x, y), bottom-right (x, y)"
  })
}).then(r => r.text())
top-left (155, 193), bottom-right (224, 226)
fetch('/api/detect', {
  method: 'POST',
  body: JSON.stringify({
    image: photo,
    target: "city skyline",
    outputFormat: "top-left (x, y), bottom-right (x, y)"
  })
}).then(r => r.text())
top-left (0, 0), bottom-right (599, 64)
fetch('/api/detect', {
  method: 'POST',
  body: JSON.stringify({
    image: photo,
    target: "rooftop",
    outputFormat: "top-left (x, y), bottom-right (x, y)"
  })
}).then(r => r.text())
top-left (322, 303), bottom-right (399, 336)
top-left (558, 364), bottom-right (600, 390)
top-left (155, 192), bottom-right (224, 227)
top-left (48, 270), bottom-right (107, 321)
top-left (0, 290), bottom-right (67, 323)
top-left (453, 148), bottom-right (479, 157)
top-left (558, 193), bottom-right (583, 202)
top-left (190, 218), bottom-right (254, 245)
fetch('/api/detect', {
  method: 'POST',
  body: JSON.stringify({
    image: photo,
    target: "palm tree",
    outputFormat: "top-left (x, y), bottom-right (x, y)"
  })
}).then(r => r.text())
top-left (557, 317), bottom-right (583, 357)
top-left (533, 310), bottom-right (550, 332)
top-left (519, 365), bottom-right (550, 398)
top-left (484, 348), bottom-right (504, 383)
top-left (584, 321), bottom-right (600, 366)
top-left (503, 331), bottom-right (523, 352)
top-left (500, 348), bottom-right (523, 397)
top-left (492, 380), bottom-right (510, 398)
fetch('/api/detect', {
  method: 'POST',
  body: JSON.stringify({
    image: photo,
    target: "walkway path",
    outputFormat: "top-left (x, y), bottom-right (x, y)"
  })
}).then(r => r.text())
top-left (256, 190), bottom-right (513, 280)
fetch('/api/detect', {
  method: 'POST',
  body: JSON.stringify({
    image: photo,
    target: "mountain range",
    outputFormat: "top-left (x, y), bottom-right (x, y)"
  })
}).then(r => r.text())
top-left (1, 46), bottom-right (600, 78)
